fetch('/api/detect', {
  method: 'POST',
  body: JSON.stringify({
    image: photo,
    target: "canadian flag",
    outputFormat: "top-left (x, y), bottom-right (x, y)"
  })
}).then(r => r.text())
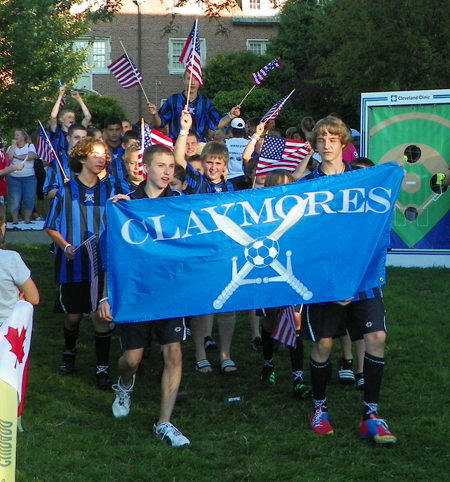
top-left (0, 301), bottom-right (34, 414)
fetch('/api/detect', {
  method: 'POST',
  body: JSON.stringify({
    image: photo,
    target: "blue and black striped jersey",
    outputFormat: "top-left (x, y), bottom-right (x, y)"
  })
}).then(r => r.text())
top-left (184, 163), bottom-right (234, 195)
top-left (107, 146), bottom-right (125, 181)
top-left (44, 177), bottom-right (114, 284)
top-left (158, 93), bottom-right (222, 140)
top-left (43, 150), bottom-right (76, 195)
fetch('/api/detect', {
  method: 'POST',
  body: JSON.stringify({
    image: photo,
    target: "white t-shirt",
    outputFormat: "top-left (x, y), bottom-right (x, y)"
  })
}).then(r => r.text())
top-left (225, 138), bottom-right (249, 179)
top-left (7, 143), bottom-right (37, 178)
top-left (0, 250), bottom-right (31, 325)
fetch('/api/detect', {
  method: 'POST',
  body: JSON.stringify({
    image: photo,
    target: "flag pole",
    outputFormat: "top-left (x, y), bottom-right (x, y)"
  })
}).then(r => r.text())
top-left (38, 121), bottom-right (69, 183)
top-left (238, 85), bottom-right (256, 107)
top-left (184, 18), bottom-right (198, 110)
top-left (119, 39), bottom-right (149, 103)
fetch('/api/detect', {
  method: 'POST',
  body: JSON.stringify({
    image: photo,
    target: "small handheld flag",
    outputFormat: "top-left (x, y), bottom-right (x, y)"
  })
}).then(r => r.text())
top-left (251, 59), bottom-right (281, 86)
top-left (179, 19), bottom-right (203, 87)
top-left (272, 306), bottom-right (297, 348)
top-left (260, 89), bottom-right (295, 123)
top-left (256, 135), bottom-right (310, 176)
top-left (108, 54), bottom-right (143, 89)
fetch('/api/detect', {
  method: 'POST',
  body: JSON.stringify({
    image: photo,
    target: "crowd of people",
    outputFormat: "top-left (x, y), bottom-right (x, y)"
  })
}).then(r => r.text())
top-left (0, 77), bottom-right (397, 448)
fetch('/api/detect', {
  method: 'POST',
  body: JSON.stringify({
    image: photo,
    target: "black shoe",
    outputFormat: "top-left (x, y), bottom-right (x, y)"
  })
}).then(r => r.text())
top-left (96, 368), bottom-right (113, 391)
top-left (293, 377), bottom-right (312, 399)
top-left (338, 359), bottom-right (356, 390)
top-left (250, 336), bottom-right (263, 352)
top-left (204, 336), bottom-right (218, 351)
top-left (356, 372), bottom-right (365, 391)
top-left (59, 349), bottom-right (76, 375)
top-left (260, 364), bottom-right (275, 386)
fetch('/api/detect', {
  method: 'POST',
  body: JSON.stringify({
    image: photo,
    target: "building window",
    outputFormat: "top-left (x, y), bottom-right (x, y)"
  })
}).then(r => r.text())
top-left (73, 37), bottom-right (111, 74)
top-left (168, 38), bottom-right (206, 74)
top-left (249, 0), bottom-right (261, 9)
top-left (247, 39), bottom-right (268, 56)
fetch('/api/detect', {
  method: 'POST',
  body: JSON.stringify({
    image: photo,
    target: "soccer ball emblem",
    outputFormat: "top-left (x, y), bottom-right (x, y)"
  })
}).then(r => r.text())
top-left (244, 236), bottom-right (279, 268)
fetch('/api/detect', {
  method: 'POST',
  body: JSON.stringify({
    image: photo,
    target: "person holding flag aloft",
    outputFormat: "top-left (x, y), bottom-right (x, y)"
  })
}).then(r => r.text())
top-left (147, 20), bottom-right (240, 141)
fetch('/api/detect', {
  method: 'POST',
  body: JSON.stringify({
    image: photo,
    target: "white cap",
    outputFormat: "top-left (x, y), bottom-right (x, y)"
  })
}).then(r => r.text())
top-left (230, 118), bottom-right (245, 129)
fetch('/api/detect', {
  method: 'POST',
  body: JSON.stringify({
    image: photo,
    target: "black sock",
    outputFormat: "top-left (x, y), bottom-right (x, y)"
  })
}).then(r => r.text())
top-left (363, 352), bottom-right (385, 418)
top-left (94, 330), bottom-right (112, 368)
top-left (63, 327), bottom-right (79, 352)
top-left (261, 326), bottom-right (274, 361)
top-left (310, 357), bottom-right (332, 402)
top-left (289, 331), bottom-right (304, 373)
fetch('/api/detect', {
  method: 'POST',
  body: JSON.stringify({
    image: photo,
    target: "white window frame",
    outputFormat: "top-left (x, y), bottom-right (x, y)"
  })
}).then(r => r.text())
top-left (73, 36), bottom-right (111, 74)
top-left (241, 0), bottom-right (277, 15)
top-left (168, 38), bottom-right (206, 75)
top-left (246, 39), bottom-right (269, 56)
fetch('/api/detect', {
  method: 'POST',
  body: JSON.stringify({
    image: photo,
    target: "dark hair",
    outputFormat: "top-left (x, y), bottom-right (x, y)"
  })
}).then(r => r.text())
top-left (69, 137), bottom-right (111, 173)
top-left (87, 126), bottom-right (101, 137)
top-left (292, 130), bottom-right (306, 142)
top-left (103, 115), bottom-right (122, 129)
top-left (186, 154), bottom-right (201, 164)
top-left (264, 169), bottom-right (295, 187)
top-left (301, 116), bottom-right (315, 133)
top-left (143, 145), bottom-right (174, 166)
top-left (122, 130), bottom-right (139, 144)
top-left (351, 157), bottom-right (375, 168)
top-left (248, 117), bottom-right (260, 128)
top-left (174, 164), bottom-right (186, 182)
top-left (68, 123), bottom-right (87, 137)
top-left (0, 203), bottom-right (6, 247)
top-left (187, 130), bottom-right (199, 141)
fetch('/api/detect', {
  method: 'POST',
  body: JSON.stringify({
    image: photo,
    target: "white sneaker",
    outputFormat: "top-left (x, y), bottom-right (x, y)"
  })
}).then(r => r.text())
top-left (111, 376), bottom-right (134, 418)
top-left (153, 422), bottom-right (190, 447)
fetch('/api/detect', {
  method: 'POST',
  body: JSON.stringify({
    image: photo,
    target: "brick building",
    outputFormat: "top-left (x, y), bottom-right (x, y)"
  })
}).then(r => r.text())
top-left (75, 0), bottom-right (281, 122)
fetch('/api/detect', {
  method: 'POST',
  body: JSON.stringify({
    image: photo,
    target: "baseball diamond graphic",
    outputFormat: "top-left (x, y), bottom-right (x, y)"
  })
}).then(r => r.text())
top-left (208, 200), bottom-right (313, 310)
top-left (368, 106), bottom-right (450, 248)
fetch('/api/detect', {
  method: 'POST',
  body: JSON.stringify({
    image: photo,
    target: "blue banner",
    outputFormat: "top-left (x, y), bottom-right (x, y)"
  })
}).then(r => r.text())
top-left (106, 162), bottom-right (403, 323)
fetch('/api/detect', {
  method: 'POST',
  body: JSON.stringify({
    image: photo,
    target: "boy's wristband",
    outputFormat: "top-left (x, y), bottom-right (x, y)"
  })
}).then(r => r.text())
top-left (63, 244), bottom-right (72, 253)
top-left (251, 134), bottom-right (260, 141)
top-left (98, 297), bottom-right (109, 305)
top-left (179, 131), bottom-right (189, 137)
top-left (227, 112), bottom-right (233, 119)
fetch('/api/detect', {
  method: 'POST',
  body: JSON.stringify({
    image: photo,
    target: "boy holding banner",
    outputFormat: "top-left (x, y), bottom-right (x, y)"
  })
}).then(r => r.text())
top-left (99, 145), bottom-right (190, 447)
top-left (300, 116), bottom-right (396, 443)
top-left (173, 110), bottom-right (237, 375)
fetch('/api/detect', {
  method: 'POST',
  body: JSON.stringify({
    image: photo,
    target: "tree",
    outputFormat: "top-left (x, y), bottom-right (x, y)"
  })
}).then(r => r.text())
top-left (0, 0), bottom-right (121, 130)
top-left (315, 0), bottom-right (450, 119)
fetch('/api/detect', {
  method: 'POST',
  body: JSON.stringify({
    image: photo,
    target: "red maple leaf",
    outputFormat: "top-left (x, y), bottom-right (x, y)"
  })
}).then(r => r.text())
top-left (5, 326), bottom-right (27, 368)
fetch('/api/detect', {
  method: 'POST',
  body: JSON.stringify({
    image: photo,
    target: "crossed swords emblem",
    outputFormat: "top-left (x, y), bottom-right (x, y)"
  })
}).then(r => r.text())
top-left (208, 198), bottom-right (313, 310)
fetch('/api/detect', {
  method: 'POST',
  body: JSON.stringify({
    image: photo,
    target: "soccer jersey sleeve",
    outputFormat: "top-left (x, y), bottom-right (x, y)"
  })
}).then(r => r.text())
top-left (183, 163), bottom-right (203, 194)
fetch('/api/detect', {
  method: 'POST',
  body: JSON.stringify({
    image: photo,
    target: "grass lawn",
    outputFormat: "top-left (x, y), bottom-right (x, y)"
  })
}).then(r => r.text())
top-left (9, 245), bottom-right (450, 482)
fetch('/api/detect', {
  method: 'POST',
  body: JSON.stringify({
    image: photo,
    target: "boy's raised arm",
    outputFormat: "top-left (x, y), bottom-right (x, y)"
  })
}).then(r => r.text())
top-left (174, 109), bottom-right (193, 169)
top-left (49, 85), bottom-right (66, 132)
top-left (71, 91), bottom-right (92, 127)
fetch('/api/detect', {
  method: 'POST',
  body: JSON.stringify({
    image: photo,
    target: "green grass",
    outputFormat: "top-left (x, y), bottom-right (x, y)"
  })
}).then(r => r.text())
top-left (9, 245), bottom-right (450, 481)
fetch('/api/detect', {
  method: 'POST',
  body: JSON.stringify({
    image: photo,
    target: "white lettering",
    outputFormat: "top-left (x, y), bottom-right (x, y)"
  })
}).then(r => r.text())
top-left (201, 203), bottom-right (236, 232)
top-left (339, 188), bottom-right (366, 213)
top-left (366, 187), bottom-right (391, 213)
top-left (121, 219), bottom-right (149, 245)
top-left (275, 195), bottom-right (305, 218)
top-left (304, 191), bottom-right (336, 215)
top-left (148, 215), bottom-right (181, 241)
top-left (181, 211), bottom-right (212, 238)
top-left (237, 198), bottom-right (278, 226)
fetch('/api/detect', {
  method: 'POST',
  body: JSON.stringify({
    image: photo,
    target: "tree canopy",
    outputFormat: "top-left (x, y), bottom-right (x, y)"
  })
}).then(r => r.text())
top-left (264, 0), bottom-right (450, 126)
top-left (0, 0), bottom-right (121, 131)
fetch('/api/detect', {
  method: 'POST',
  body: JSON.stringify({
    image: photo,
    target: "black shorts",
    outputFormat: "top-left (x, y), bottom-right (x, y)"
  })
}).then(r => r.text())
top-left (119, 318), bottom-right (186, 350)
top-left (54, 282), bottom-right (100, 315)
top-left (303, 297), bottom-right (386, 342)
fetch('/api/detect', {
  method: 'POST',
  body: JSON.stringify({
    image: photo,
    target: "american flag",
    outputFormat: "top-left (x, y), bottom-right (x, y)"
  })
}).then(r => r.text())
top-left (179, 19), bottom-right (203, 86)
top-left (271, 306), bottom-right (297, 348)
top-left (260, 89), bottom-right (295, 123)
top-left (108, 54), bottom-right (143, 89)
top-left (140, 122), bottom-right (174, 151)
top-left (57, 80), bottom-right (66, 106)
top-left (83, 234), bottom-right (99, 313)
top-left (256, 135), bottom-right (310, 176)
top-left (251, 59), bottom-right (281, 86)
top-left (36, 123), bottom-right (54, 164)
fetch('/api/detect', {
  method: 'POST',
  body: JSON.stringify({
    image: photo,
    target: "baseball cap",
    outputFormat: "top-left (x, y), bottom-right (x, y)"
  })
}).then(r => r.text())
top-left (230, 118), bottom-right (245, 129)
